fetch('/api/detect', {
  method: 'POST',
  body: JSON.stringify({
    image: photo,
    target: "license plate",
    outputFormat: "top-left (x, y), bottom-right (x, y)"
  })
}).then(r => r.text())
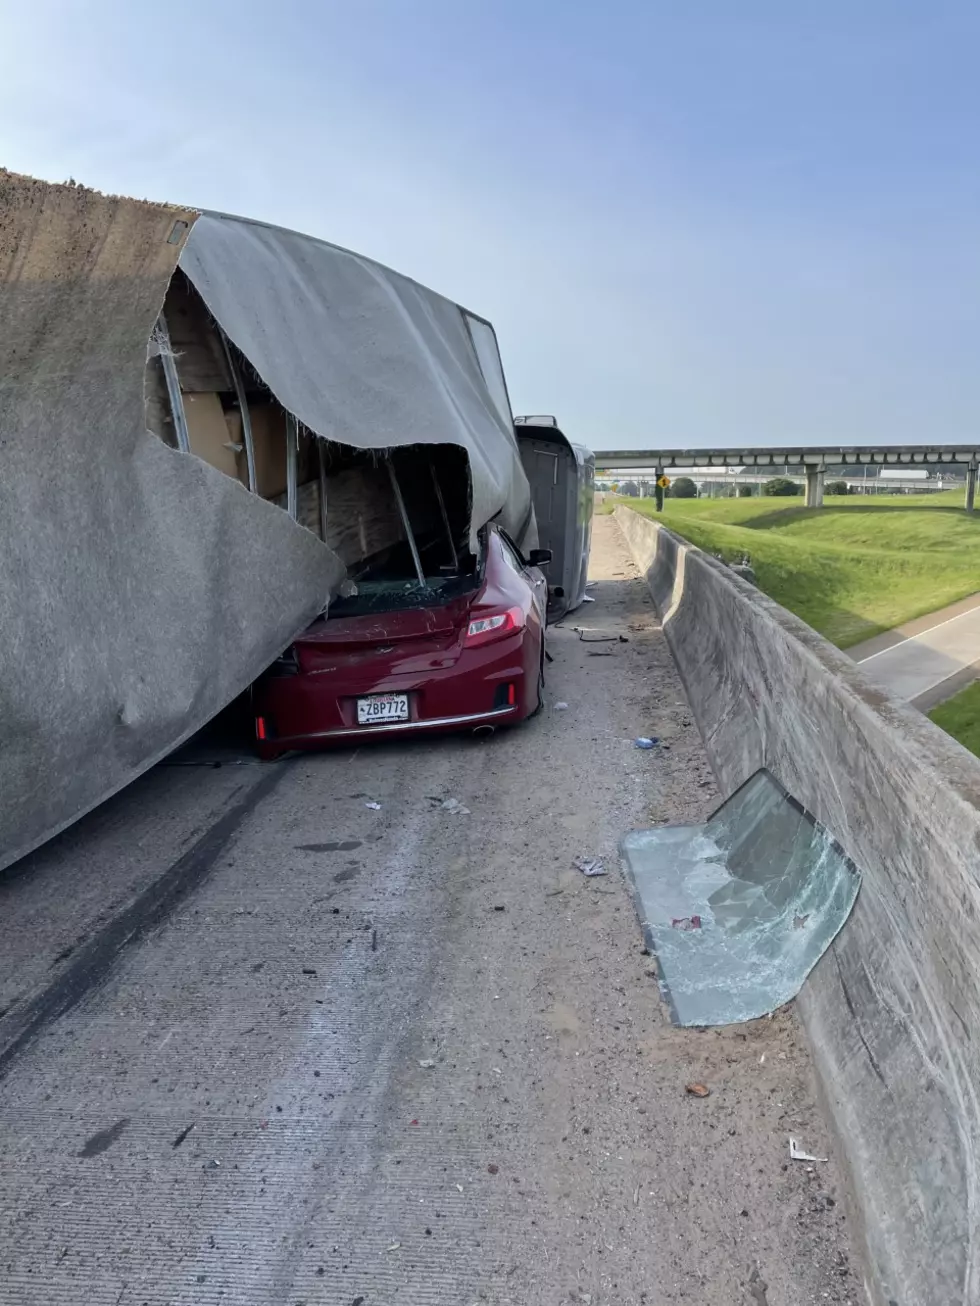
top-left (356, 693), bottom-right (409, 725)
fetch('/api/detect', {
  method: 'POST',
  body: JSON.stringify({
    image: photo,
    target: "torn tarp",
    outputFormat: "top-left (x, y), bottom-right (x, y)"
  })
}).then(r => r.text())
top-left (178, 213), bottom-right (534, 551)
top-left (621, 770), bottom-right (861, 1026)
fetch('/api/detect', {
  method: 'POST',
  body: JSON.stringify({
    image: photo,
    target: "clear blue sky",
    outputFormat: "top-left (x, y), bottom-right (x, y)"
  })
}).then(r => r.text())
top-left (2, 1), bottom-right (977, 449)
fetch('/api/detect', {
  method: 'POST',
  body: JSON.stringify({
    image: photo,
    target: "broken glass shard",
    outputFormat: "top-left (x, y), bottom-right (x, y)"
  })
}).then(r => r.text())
top-left (621, 769), bottom-right (861, 1027)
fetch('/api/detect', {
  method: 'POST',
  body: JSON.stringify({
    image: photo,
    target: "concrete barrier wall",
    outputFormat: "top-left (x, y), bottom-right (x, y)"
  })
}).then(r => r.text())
top-left (616, 506), bottom-right (980, 1306)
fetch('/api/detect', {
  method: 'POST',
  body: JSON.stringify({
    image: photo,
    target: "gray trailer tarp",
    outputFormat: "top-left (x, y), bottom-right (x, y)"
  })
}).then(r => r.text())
top-left (179, 213), bottom-right (532, 552)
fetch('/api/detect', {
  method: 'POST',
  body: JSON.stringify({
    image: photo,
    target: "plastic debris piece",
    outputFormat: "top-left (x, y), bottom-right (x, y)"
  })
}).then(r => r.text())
top-left (635, 737), bottom-right (658, 749)
top-left (553, 701), bottom-right (569, 710)
top-left (440, 798), bottom-right (471, 815)
top-left (364, 801), bottom-right (382, 810)
top-left (456, 1183), bottom-right (464, 1192)
top-left (685, 1082), bottom-right (711, 1098)
top-left (789, 1138), bottom-right (828, 1162)
top-left (574, 856), bottom-right (606, 877)
top-left (386, 1241), bottom-right (401, 1251)
top-left (581, 594), bottom-right (596, 602)
top-left (418, 1059), bottom-right (436, 1069)
top-left (671, 915), bottom-right (702, 931)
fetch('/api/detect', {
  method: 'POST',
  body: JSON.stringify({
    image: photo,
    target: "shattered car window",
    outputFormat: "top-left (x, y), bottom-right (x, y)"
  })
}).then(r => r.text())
top-left (327, 572), bottom-right (479, 617)
top-left (621, 770), bottom-right (861, 1027)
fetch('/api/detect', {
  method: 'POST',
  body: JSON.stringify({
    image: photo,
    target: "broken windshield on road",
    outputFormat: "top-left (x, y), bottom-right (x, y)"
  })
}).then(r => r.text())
top-left (621, 769), bottom-right (861, 1026)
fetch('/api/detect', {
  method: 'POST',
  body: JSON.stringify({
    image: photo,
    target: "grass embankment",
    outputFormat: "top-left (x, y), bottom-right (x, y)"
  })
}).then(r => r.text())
top-left (928, 683), bottom-right (980, 756)
top-left (608, 491), bottom-right (980, 649)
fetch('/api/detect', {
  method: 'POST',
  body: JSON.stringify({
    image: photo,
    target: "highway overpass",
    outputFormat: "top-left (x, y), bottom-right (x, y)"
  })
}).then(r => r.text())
top-left (594, 444), bottom-right (980, 509)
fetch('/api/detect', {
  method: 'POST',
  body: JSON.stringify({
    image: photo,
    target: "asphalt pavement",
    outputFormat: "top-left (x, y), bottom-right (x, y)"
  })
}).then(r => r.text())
top-left (851, 594), bottom-right (980, 709)
top-left (0, 517), bottom-right (858, 1305)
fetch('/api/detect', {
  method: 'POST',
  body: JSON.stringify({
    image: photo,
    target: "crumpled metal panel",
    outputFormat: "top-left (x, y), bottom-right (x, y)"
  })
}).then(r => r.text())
top-left (622, 770), bottom-right (861, 1027)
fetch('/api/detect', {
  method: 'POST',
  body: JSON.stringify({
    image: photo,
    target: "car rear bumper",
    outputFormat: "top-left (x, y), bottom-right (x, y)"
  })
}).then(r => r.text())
top-left (264, 702), bottom-right (520, 750)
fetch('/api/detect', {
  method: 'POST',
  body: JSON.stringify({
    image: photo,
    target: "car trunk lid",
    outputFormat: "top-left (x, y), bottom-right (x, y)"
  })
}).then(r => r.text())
top-left (293, 595), bottom-right (475, 673)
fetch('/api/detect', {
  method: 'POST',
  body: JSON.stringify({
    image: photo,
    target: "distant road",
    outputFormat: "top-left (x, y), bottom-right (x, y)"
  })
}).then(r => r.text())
top-left (851, 593), bottom-right (980, 709)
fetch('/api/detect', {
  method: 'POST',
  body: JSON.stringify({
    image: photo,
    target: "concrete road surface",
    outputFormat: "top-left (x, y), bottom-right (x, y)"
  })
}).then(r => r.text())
top-left (0, 517), bottom-right (858, 1305)
top-left (853, 597), bottom-right (980, 709)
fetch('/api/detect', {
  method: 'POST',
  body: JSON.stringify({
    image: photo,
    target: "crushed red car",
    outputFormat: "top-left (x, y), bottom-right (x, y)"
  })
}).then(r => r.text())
top-left (253, 523), bottom-right (551, 756)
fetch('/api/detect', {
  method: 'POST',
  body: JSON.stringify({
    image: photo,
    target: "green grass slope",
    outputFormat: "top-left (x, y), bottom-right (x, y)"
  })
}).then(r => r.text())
top-left (612, 491), bottom-right (980, 648)
top-left (928, 682), bottom-right (980, 757)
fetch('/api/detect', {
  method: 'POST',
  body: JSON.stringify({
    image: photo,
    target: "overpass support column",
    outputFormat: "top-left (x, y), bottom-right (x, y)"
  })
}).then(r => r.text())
top-left (805, 467), bottom-right (824, 508)
top-left (966, 463), bottom-right (977, 514)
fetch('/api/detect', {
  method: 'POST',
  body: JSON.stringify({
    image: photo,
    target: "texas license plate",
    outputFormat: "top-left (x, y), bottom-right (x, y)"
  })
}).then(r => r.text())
top-left (356, 693), bottom-right (410, 725)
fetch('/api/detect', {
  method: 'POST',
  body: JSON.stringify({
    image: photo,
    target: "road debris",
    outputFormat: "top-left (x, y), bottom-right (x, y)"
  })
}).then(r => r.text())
top-left (487, 1163), bottom-right (499, 1174)
top-left (635, 737), bottom-right (659, 749)
top-left (418, 1059), bottom-right (436, 1069)
top-left (789, 1138), bottom-right (828, 1162)
top-left (364, 801), bottom-right (382, 811)
top-left (574, 856), bottom-right (606, 877)
top-left (440, 798), bottom-right (470, 815)
top-left (553, 701), bottom-right (569, 711)
top-left (171, 1123), bottom-right (195, 1149)
top-left (386, 1241), bottom-right (401, 1251)
top-left (685, 1082), bottom-right (711, 1098)
top-left (581, 594), bottom-right (595, 603)
top-left (671, 915), bottom-right (702, 930)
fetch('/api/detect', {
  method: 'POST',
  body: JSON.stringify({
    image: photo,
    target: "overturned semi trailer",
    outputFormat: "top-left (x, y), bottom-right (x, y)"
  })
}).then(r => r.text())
top-left (0, 172), bottom-right (533, 873)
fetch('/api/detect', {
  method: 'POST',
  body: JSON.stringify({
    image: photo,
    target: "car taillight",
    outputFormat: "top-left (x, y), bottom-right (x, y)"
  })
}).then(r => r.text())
top-left (465, 606), bottom-right (524, 647)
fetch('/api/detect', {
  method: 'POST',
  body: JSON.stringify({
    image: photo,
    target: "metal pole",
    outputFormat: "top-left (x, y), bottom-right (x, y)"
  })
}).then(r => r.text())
top-left (430, 462), bottom-right (459, 570)
top-left (387, 458), bottom-right (426, 587)
top-left (286, 413), bottom-right (298, 520)
top-left (966, 463), bottom-right (977, 514)
top-left (318, 440), bottom-right (329, 541)
top-left (219, 328), bottom-right (257, 493)
top-left (155, 313), bottom-right (191, 454)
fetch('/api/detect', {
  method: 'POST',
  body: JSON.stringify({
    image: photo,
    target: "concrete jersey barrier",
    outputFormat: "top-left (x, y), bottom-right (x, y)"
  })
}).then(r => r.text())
top-left (616, 505), bottom-right (980, 1306)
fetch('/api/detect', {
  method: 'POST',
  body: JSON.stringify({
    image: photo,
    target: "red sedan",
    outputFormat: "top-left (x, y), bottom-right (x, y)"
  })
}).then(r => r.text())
top-left (253, 525), bottom-right (551, 757)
